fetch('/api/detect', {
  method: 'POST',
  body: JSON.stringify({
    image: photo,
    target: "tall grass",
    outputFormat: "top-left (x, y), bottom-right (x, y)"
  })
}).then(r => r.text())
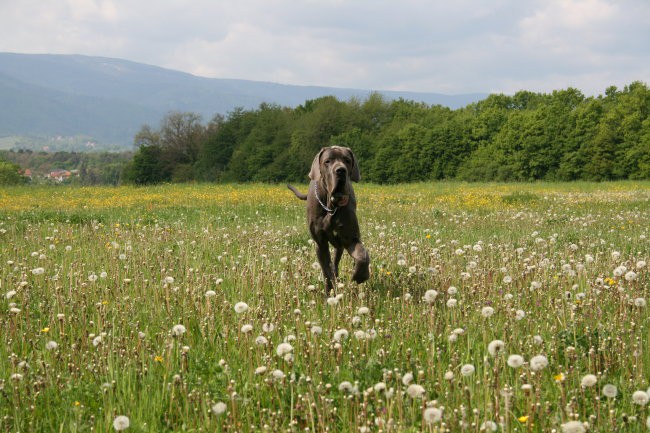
top-left (1, 182), bottom-right (649, 432)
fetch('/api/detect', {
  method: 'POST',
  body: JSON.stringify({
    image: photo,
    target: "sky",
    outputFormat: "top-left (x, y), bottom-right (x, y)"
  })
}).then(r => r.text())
top-left (0, 0), bottom-right (648, 95)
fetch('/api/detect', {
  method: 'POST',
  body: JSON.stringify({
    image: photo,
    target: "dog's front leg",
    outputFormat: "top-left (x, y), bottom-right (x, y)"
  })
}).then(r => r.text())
top-left (347, 241), bottom-right (370, 284)
top-left (315, 242), bottom-right (336, 294)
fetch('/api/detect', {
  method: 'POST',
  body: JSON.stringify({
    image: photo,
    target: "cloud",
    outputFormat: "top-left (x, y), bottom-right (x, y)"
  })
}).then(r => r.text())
top-left (0, 0), bottom-right (648, 94)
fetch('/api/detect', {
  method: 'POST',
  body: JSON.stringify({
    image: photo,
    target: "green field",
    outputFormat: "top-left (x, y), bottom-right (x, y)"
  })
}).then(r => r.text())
top-left (1, 182), bottom-right (649, 432)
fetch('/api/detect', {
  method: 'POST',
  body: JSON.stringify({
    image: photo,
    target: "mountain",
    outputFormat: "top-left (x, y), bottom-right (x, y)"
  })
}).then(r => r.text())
top-left (0, 53), bottom-right (487, 148)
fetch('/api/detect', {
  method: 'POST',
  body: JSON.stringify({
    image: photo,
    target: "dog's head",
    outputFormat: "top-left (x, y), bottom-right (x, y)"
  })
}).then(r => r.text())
top-left (309, 146), bottom-right (359, 206)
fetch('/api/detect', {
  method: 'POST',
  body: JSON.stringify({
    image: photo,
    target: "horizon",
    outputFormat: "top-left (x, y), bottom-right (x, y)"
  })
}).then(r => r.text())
top-left (0, 1), bottom-right (648, 96)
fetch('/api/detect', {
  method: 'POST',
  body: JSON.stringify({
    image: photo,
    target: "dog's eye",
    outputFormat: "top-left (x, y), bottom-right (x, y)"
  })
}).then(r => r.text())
top-left (324, 159), bottom-right (331, 165)
top-left (344, 158), bottom-right (351, 164)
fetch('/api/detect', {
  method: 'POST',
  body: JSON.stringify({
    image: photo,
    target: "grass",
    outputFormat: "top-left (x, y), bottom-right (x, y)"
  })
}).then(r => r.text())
top-left (0, 181), bottom-right (649, 432)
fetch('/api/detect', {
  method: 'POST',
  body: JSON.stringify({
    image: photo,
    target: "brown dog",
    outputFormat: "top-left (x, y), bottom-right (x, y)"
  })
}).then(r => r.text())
top-left (288, 146), bottom-right (370, 293)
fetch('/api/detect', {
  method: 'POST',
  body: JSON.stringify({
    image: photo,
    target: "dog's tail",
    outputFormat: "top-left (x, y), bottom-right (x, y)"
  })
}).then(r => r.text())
top-left (287, 184), bottom-right (307, 200)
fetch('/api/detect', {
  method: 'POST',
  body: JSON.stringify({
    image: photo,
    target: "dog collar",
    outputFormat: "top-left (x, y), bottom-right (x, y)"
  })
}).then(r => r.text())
top-left (313, 182), bottom-right (338, 216)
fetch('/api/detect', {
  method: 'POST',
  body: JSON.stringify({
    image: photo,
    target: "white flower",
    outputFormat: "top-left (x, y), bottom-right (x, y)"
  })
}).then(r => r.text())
top-left (374, 382), bottom-right (386, 392)
top-left (530, 281), bottom-right (542, 290)
top-left (333, 329), bottom-right (349, 342)
top-left (423, 407), bottom-right (442, 424)
top-left (255, 366), bottom-right (267, 375)
top-left (276, 342), bottom-right (293, 357)
top-left (338, 381), bottom-right (354, 393)
top-left (446, 298), bottom-right (457, 308)
top-left (473, 244), bottom-right (483, 252)
top-left (5, 290), bottom-right (16, 299)
top-left (515, 309), bottom-right (526, 321)
top-left (311, 325), bottom-right (323, 335)
top-left (481, 306), bottom-right (494, 318)
top-left (503, 275), bottom-right (512, 284)
top-left (402, 372), bottom-right (414, 386)
top-left (326, 296), bottom-right (339, 306)
top-left (45, 340), bottom-right (58, 351)
top-left (234, 302), bottom-right (249, 314)
top-left (612, 251), bottom-right (621, 260)
top-left (580, 374), bottom-right (597, 388)
top-left (113, 415), bottom-right (130, 431)
top-left (240, 324), bottom-right (253, 334)
top-left (507, 354), bottom-right (524, 368)
top-left (164, 276), bottom-right (174, 284)
top-left (625, 271), bottom-right (637, 281)
top-left (487, 340), bottom-right (505, 356)
top-left (171, 324), bottom-right (186, 336)
top-left (423, 290), bottom-right (438, 304)
top-left (31, 267), bottom-right (45, 275)
top-left (211, 402), bottom-right (227, 415)
top-left (444, 371), bottom-right (454, 381)
top-left (560, 420), bottom-right (585, 433)
top-left (408, 266), bottom-right (417, 273)
top-left (92, 335), bottom-right (102, 347)
top-left (447, 286), bottom-right (458, 295)
top-left (529, 355), bottom-right (548, 371)
top-left (205, 290), bottom-right (216, 298)
top-left (271, 369), bottom-right (285, 380)
top-left (634, 297), bottom-right (647, 307)
top-left (406, 384), bottom-right (426, 399)
top-left (11, 373), bottom-right (23, 381)
top-left (460, 364), bottom-right (475, 376)
top-left (255, 336), bottom-right (268, 345)
top-left (358, 306), bottom-right (370, 315)
top-left (636, 260), bottom-right (647, 270)
top-left (602, 384), bottom-right (618, 398)
top-left (481, 420), bottom-right (498, 432)
top-left (632, 390), bottom-right (649, 405)
top-left (262, 323), bottom-right (275, 333)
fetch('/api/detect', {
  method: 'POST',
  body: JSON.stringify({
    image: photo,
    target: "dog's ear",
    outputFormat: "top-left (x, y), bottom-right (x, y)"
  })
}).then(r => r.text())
top-left (346, 148), bottom-right (360, 182)
top-left (308, 148), bottom-right (326, 181)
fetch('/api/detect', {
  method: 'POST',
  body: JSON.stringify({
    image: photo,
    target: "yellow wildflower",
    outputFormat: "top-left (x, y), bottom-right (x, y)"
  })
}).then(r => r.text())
top-left (42, 327), bottom-right (50, 333)
top-left (518, 416), bottom-right (529, 423)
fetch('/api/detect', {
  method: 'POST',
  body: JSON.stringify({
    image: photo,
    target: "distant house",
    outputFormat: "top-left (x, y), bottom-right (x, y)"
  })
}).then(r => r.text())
top-left (21, 169), bottom-right (32, 179)
top-left (48, 169), bottom-right (72, 182)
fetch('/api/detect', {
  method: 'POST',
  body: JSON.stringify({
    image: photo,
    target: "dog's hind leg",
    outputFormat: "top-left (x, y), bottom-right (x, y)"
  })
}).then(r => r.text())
top-left (333, 247), bottom-right (344, 278)
top-left (316, 242), bottom-right (336, 293)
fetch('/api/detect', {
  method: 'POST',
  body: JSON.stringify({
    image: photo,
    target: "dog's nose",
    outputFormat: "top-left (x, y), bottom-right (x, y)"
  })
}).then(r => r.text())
top-left (336, 167), bottom-right (347, 176)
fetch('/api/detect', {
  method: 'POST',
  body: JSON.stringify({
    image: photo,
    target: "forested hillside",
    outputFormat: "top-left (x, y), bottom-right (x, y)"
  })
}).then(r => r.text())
top-left (124, 82), bottom-right (650, 184)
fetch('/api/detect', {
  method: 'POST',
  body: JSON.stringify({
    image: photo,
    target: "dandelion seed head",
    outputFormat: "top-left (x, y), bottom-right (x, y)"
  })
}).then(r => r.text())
top-left (602, 384), bottom-right (618, 398)
top-left (487, 340), bottom-right (505, 356)
top-left (560, 420), bottom-right (585, 433)
top-left (423, 407), bottom-right (442, 424)
top-left (45, 340), bottom-right (58, 351)
top-left (402, 372), bottom-right (414, 386)
top-left (460, 364), bottom-right (475, 376)
top-left (171, 324), bottom-right (186, 336)
top-left (581, 374), bottom-right (597, 388)
top-left (529, 355), bottom-right (548, 371)
top-left (113, 415), bottom-right (130, 431)
top-left (507, 354), bottom-right (524, 368)
top-left (482, 306), bottom-right (495, 318)
top-left (276, 342), bottom-right (293, 357)
top-left (406, 384), bottom-right (426, 399)
top-left (234, 302), bottom-right (249, 314)
top-left (211, 402), bottom-right (227, 415)
top-left (632, 390), bottom-right (649, 406)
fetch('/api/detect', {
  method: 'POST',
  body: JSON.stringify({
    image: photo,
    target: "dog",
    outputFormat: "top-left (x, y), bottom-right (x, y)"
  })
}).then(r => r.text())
top-left (288, 146), bottom-right (370, 293)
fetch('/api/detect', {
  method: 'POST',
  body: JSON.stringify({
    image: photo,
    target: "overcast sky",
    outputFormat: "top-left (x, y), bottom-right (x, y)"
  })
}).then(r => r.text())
top-left (1, 0), bottom-right (648, 95)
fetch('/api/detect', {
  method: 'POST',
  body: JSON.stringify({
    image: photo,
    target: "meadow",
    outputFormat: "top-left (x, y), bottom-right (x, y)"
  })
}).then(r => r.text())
top-left (1, 181), bottom-right (649, 433)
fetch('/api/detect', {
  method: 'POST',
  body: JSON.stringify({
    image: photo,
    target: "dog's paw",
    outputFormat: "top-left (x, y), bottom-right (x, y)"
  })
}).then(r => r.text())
top-left (352, 264), bottom-right (370, 284)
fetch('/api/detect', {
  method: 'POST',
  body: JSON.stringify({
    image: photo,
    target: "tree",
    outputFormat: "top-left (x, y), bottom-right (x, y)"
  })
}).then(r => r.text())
top-left (0, 158), bottom-right (26, 185)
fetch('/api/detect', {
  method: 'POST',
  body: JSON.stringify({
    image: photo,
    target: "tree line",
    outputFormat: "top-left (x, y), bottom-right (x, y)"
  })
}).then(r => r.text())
top-left (123, 82), bottom-right (650, 184)
top-left (2, 82), bottom-right (648, 186)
